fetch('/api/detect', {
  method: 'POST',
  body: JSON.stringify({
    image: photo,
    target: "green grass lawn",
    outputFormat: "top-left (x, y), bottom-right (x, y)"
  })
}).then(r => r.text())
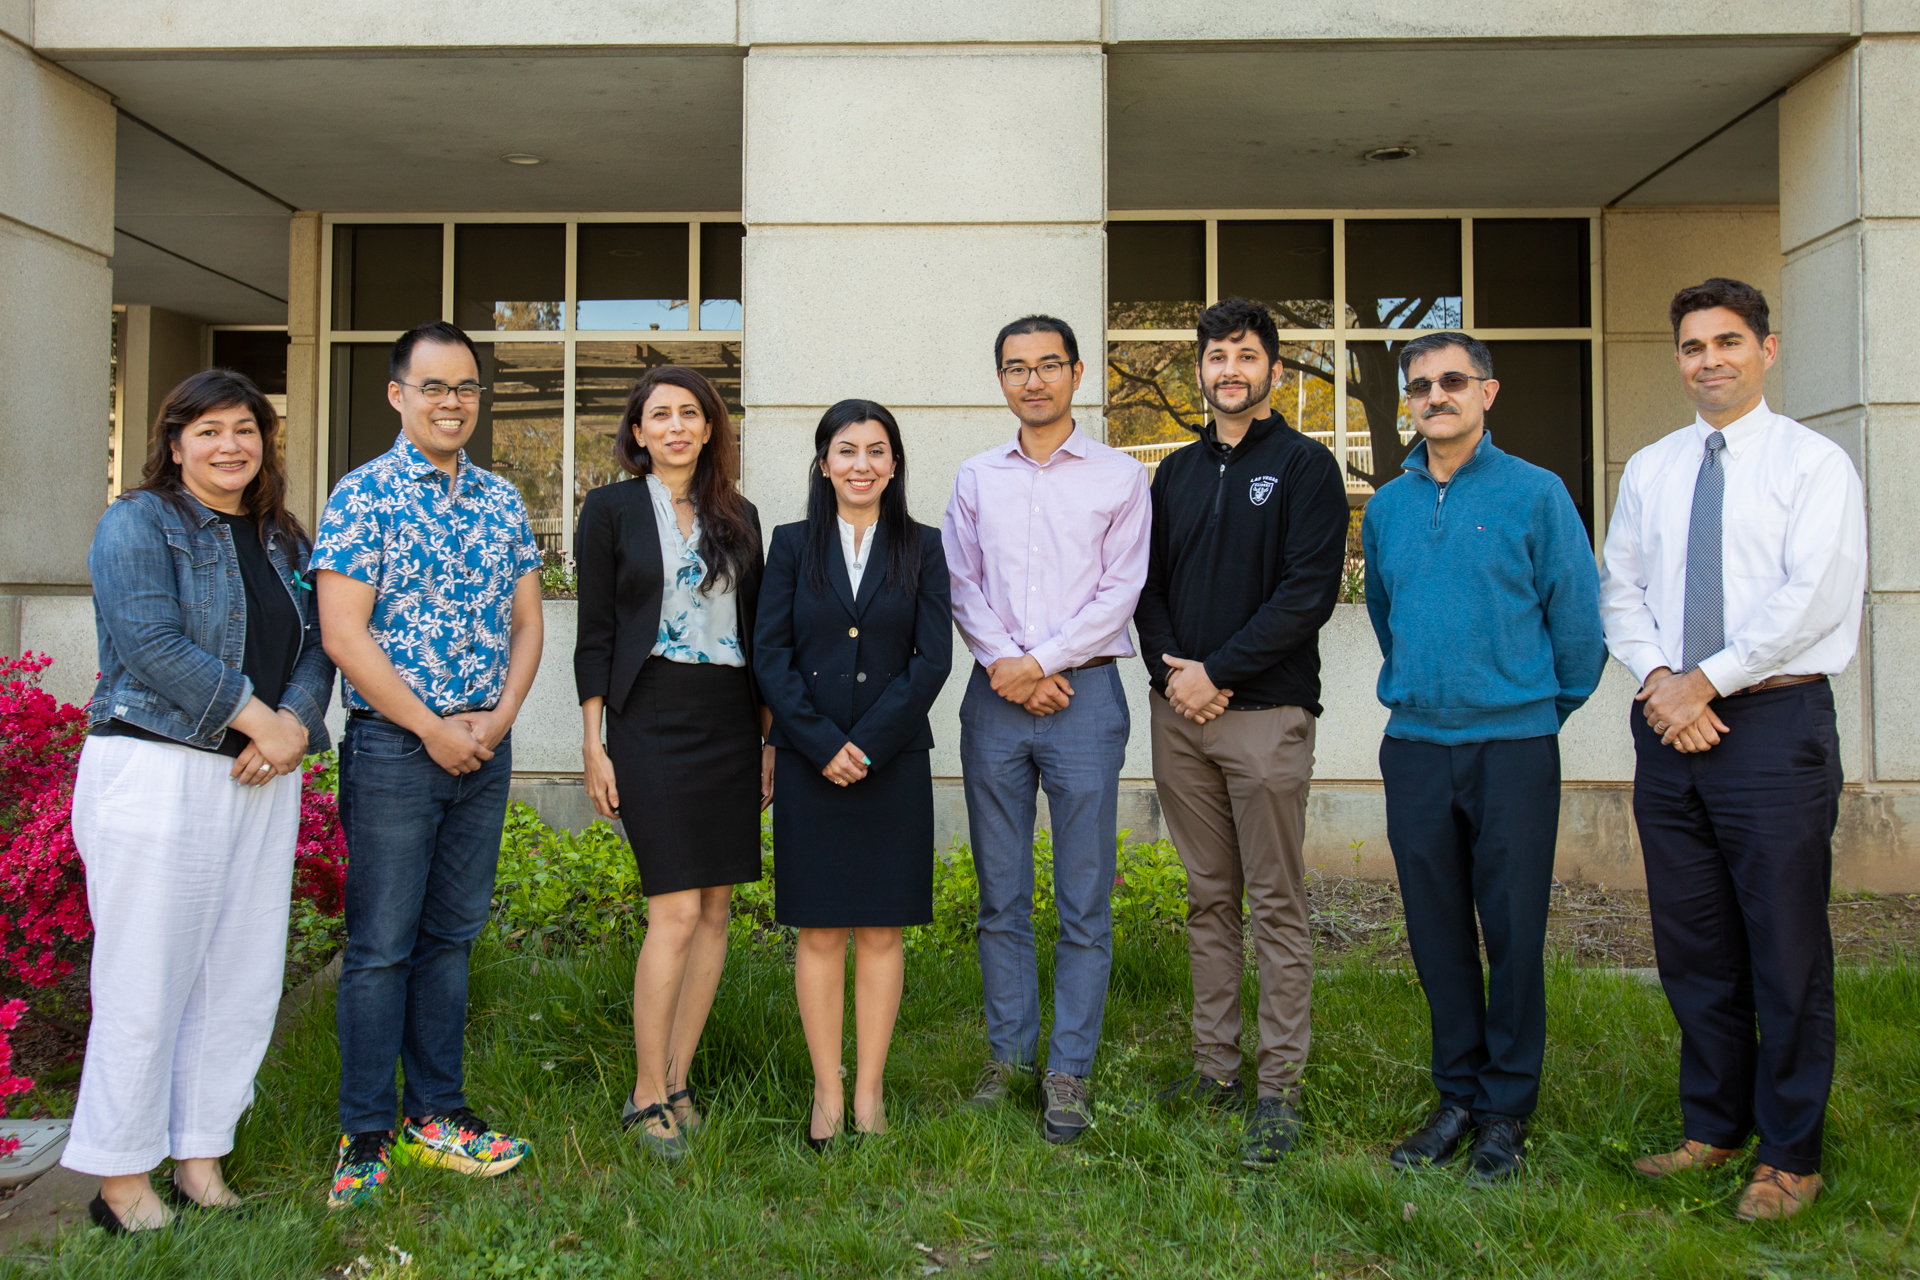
top-left (13, 935), bottom-right (1920, 1279)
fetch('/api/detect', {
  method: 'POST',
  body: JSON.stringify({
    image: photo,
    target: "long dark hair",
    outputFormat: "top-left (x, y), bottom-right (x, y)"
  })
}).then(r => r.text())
top-left (804, 400), bottom-right (920, 597)
top-left (614, 366), bottom-right (756, 595)
top-left (126, 368), bottom-right (306, 545)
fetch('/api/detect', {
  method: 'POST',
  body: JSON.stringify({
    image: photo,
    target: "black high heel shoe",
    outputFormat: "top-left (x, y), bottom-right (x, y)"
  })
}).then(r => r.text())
top-left (804, 1100), bottom-right (843, 1152)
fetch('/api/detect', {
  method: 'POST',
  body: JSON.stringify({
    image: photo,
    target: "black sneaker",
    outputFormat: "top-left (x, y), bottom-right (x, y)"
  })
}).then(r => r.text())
top-left (1465, 1116), bottom-right (1528, 1186)
top-left (1154, 1069), bottom-right (1244, 1112)
top-left (1040, 1070), bottom-right (1092, 1144)
top-left (1240, 1096), bottom-right (1303, 1167)
top-left (1389, 1105), bottom-right (1474, 1170)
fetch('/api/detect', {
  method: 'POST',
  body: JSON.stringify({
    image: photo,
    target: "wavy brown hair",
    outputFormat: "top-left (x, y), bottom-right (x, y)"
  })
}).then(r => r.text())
top-left (615, 365), bottom-right (756, 594)
top-left (126, 368), bottom-right (306, 545)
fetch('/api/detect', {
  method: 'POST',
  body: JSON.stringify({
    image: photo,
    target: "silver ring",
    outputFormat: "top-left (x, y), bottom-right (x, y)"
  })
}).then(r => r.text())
top-left (1655, 721), bottom-right (1668, 733)
top-left (258, 762), bottom-right (271, 772)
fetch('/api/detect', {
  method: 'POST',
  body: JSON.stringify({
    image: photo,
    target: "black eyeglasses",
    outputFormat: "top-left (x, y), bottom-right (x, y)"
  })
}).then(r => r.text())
top-left (397, 379), bottom-right (489, 402)
top-left (999, 360), bottom-right (1072, 386)
top-left (1403, 373), bottom-right (1486, 400)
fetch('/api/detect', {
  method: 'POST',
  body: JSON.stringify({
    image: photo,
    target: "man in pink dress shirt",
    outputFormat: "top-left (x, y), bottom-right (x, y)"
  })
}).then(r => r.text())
top-left (941, 314), bottom-right (1151, 1145)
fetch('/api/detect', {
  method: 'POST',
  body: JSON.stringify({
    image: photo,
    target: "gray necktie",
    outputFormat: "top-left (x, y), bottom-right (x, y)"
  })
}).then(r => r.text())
top-left (1682, 430), bottom-right (1726, 672)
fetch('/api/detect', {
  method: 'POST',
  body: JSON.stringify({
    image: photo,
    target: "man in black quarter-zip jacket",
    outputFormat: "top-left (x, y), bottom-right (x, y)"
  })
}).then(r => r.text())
top-left (1134, 297), bottom-right (1350, 1169)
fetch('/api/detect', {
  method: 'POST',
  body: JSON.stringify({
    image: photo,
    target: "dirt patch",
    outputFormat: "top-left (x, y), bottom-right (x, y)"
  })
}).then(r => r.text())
top-left (1304, 875), bottom-right (1920, 969)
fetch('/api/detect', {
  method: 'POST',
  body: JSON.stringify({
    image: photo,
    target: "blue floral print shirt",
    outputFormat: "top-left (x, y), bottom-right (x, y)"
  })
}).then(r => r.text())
top-left (647, 474), bottom-right (744, 666)
top-left (311, 433), bottom-right (544, 713)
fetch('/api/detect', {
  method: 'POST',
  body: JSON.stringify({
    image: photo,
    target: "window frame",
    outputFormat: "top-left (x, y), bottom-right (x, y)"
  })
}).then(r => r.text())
top-left (1106, 208), bottom-right (1605, 549)
top-left (318, 211), bottom-right (745, 558)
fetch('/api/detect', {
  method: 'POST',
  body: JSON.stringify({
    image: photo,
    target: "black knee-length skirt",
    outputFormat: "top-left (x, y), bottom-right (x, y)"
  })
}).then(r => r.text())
top-left (772, 746), bottom-right (934, 928)
top-left (606, 657), bottom-right (763, 897)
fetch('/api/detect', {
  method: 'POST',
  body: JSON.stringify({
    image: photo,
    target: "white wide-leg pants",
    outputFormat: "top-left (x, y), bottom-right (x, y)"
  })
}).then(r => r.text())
top-left (62, 735), bottom-right (300, 1176)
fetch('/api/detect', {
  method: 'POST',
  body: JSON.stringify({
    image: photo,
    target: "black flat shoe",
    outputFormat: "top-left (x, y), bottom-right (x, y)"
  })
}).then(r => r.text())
top-left (1465, 1116), bottom-right (1529, 1186)
top-left (1390, 1105), bottom-right (1474, 1170)
top-left (89, 1194), bottom-right (130, 1235)
top-left (160, 1177), bottom-right (251, 1217)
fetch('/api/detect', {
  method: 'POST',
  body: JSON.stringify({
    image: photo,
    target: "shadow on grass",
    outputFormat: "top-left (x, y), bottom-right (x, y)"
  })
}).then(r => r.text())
top-left (13, 943), bottom-right (1919, 1278)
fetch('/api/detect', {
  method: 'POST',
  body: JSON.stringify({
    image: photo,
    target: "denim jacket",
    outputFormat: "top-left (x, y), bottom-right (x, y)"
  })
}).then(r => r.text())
top-left (86, 489), bottom-right (335, 753)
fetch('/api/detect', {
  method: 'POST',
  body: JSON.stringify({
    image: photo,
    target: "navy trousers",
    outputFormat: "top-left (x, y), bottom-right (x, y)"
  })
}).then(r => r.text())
top-left (1380, 734), bottom-right (1562, 1122)
top-left (1630, 679), bottom-right (1840, 1175)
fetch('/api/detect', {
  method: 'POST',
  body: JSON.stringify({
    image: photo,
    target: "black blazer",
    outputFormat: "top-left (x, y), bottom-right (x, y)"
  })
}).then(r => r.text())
top-left (753, 519), bottom-right (952, 772)
top-left (573, 478), bottom-right (764, 716)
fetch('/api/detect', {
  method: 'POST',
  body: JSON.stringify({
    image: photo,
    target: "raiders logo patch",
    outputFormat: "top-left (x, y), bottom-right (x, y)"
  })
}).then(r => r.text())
top-left (1249, 475), bottom-right (1278, 506)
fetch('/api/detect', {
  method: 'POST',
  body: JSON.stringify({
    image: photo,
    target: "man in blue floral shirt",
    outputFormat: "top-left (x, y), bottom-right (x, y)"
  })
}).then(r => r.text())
top-left (313, 321), bottom-right (545, 1209)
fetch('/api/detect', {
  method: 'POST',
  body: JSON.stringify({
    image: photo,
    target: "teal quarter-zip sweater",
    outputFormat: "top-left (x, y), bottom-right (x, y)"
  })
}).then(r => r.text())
top-left (1361, 431), bottom-right (1606, 745)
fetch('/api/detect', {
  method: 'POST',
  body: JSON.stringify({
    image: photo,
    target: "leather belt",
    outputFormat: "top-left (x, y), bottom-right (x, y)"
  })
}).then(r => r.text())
top-left (1066, 656), bottom-right (1115, 671)
top-left (349, 707), bottom-right (490, 726)
top-left (1728, 673), bottom-right (1826, 698)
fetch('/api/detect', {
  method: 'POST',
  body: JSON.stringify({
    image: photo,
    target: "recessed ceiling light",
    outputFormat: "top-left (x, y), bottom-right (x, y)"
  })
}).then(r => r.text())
top-left (1364, 146), bottom-right (1418, 162)
top-left (501, 153), bottom-right (544, 166)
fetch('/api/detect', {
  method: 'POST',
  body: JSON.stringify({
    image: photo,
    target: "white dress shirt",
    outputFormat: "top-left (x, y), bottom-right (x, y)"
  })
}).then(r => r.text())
top-left (838, 516), bottom-right (871, 595)
top-left (1599, 399), bottom-right (1866, 696)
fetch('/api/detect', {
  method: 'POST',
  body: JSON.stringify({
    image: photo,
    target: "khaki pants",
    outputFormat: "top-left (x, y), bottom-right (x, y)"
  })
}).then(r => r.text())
top-left (1150, 692), bottom-right (1315, 1099)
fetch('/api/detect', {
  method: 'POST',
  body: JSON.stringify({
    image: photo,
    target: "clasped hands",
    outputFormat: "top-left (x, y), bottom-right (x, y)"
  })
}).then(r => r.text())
top-left (987, 655), bottom-right (1074, 717)
top-left (1163, 655), bottom-right (1232, 724)
top-left (1636, 665), bottom-right (1729, 754)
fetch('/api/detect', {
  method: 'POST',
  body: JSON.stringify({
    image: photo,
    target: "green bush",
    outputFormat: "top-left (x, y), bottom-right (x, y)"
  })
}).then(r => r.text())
top-left (487, 804), bottom-right (1192, 955)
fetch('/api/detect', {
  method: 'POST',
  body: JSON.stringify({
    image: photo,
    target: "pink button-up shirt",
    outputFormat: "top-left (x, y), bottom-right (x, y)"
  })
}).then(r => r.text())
top-left (941, 426), bottom-right (1152, 676)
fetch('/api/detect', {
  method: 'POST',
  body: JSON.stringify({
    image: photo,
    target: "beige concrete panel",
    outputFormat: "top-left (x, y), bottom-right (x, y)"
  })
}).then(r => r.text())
top-left (511, 602), bottom-right (585, 774)
top-left (1604, 338), bottom-right (1692, 465)
top-left (1863, 222), bottom-right (1920, 406)
top-left (0, 39), bottom-right (114, 256)
top-left (742, 224), bottom-right (1104, 409)
top-left (1780, 228), bottom-right (1863, 419)
top-left (1601, 208), bottom-right (1783, 337)
top-left (1864, 404), bottom-right (1920, 591)
top-left (1871, 598), bottom-right (1920, 779)
top-left (32, 0), bottom-right (737, 51)
top-left (740, 0), bottom-right (1101, 44)
top-left (1109, 0), bottom-right (1852, 42)
top-left (0, 224), bottom-right (110, 587)
top-left (744, 49), bottom-right (1102, 226)
top-left (285, 214), bottom-right (323, 530)
top-left (0, 1), bottom-right (29, 42)
top-left (1315, 604), bottom-right (1389, 781)
top-left (1833, 654), bottom-right (1866, 784)
top-left (1559, 659), bottom-right (1639, 782)
top-left (1780, 51), bottom-right (1860, 253)
top-left (1862, 40), bottom-right (1920, 218)
top-left (16, 596), bottom-right (98, 710)
top-left (1866, 1), bottom-right (1920, 31)
top-left (1803, 405), bottom-right (1867, 478)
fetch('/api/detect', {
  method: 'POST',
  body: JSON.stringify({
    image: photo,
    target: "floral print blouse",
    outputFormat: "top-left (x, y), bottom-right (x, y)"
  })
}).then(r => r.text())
top-left (647, 474), bottom-right (744, 666)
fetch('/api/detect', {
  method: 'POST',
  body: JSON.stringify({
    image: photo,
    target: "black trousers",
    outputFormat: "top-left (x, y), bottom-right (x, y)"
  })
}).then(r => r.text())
top-left (1630, 679), bottom-right (1840, 1175)
top-left (1380, 734), bottom-right (1562, 1122)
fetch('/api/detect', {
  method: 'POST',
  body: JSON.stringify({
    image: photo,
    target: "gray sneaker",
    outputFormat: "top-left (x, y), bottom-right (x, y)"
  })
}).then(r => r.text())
top-left (964, 1060), bottom-right (1030, 1110)
top-left (1041, 1070), bottom-right (1092, 1145)
top-left (622, 1094), bottom-right (688, 1161)
top-left (1240, 1095), bottom-right (1302, 1168)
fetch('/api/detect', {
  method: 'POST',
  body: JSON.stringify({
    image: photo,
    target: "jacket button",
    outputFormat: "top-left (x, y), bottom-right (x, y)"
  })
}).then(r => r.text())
top-left (848, 627), bottom-right (859, 637)
top-left (856, 672), bottom-right (867, 682)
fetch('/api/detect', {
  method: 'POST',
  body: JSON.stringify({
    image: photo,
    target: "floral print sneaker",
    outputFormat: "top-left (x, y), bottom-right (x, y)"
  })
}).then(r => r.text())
top-left (328, 1130), bottom-right (392, 1210)
top-left (396, 1107), bottom-right (530, 1177)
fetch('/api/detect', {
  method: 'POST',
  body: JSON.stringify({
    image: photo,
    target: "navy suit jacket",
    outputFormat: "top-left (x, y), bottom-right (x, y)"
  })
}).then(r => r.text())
top-left (754, 519), bottom-right (952, 773)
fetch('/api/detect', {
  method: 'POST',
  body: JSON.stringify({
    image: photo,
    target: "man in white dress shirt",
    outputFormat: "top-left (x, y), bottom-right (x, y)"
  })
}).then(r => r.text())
top-left (1600, 278), bottom-right (1866, 1222)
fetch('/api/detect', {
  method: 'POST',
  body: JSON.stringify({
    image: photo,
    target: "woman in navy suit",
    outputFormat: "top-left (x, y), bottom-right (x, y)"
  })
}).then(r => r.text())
top-left (754, 399), bottom-right (952, 1146)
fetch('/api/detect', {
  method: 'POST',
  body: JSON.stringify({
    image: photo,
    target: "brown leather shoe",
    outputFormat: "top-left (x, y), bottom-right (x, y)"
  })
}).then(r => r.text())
top-left (1631, 1139), bottom-right (1740, 1178)
top-left (1736, 1164), bottom-right (1822, 1221)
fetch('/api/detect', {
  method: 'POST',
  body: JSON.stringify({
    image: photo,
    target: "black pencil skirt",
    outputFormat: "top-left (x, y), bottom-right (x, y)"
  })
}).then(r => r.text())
top-left (606, 657), bottom-right (763, 897)
top-left (772, 746), bottom-right (934, 928)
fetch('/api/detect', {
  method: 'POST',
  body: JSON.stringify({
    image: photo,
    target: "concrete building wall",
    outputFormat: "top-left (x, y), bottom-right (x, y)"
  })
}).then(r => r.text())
top-left (285, 213), bottom-right (322, 533)
top-left (114, 304), bottom-right (205, 493)
top-left (0, 33), bottom-right (114, 660)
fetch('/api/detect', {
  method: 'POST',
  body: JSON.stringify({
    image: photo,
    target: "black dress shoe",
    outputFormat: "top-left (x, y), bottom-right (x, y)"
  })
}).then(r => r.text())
top-left (1465, 1116), bottom-right (1529, 1186)
top-left (1389, 1105), bottom-right (1474, 1170)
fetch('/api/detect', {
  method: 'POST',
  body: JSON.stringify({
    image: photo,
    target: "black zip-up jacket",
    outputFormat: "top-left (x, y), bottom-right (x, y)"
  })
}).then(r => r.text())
top-left (1134, 413), bottom-right (1350, 714)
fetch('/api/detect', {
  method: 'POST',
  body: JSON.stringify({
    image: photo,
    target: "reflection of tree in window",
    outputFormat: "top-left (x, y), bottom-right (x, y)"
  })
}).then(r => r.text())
top-left (480, 345), bottom-right (565, 551)
top-left (1108, 336), bottom-right (1335, 450)
top-left (572, 342), bottom-right (743, 520)
top-left (1347, 341), bottom-right (1416, 493)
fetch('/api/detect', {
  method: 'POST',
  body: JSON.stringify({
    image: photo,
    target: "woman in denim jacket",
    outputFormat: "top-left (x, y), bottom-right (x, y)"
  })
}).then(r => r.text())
top-left (63, 369), bottom-right (334, 1232)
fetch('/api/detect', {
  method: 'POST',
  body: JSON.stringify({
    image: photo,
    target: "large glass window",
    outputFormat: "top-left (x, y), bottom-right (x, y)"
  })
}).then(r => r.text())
top-left (1107, 213), bottom-right (1601, 539)
top-left (320, 215), bottom-right (745, 557)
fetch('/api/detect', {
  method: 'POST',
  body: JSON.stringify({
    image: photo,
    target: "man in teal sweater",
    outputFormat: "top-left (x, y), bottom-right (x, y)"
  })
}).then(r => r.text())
top-left (1361, 332), bottom-right (1605, 1185)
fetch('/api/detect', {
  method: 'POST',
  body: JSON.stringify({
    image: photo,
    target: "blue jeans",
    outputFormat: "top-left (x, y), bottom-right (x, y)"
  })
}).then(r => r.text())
top-left (959, 662), bottom-right (1129, 1078)
top-left (335, 718), bottom-right (512, 1134)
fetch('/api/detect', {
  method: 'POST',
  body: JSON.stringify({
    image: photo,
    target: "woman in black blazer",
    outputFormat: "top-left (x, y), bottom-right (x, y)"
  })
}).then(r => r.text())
top-left (574, 365), bottom-right (770, 1159)
top-left (755, 399), bottom-right (952, 1146)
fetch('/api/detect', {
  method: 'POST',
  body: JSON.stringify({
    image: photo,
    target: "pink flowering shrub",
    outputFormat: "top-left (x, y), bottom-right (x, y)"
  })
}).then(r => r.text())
top-left (295, 758), bottom-right (349, 918)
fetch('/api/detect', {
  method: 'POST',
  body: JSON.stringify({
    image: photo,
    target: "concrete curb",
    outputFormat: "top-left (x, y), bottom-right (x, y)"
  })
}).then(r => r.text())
top-left (0, 950), bottom-right (344, 1253)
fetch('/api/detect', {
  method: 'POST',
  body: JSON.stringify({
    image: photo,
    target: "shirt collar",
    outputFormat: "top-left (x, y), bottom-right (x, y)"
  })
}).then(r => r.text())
top-left (389, 431), bottom-right (474, 492)
top-left (1693, 398), bottom-right (1772, 458)
top-left (999, 422), bottom-right (1089, 466)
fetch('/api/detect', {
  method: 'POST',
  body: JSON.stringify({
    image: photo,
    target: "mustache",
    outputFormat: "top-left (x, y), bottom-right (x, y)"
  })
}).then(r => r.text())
top-left (1421, 404), bottom-right (1458, 419)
